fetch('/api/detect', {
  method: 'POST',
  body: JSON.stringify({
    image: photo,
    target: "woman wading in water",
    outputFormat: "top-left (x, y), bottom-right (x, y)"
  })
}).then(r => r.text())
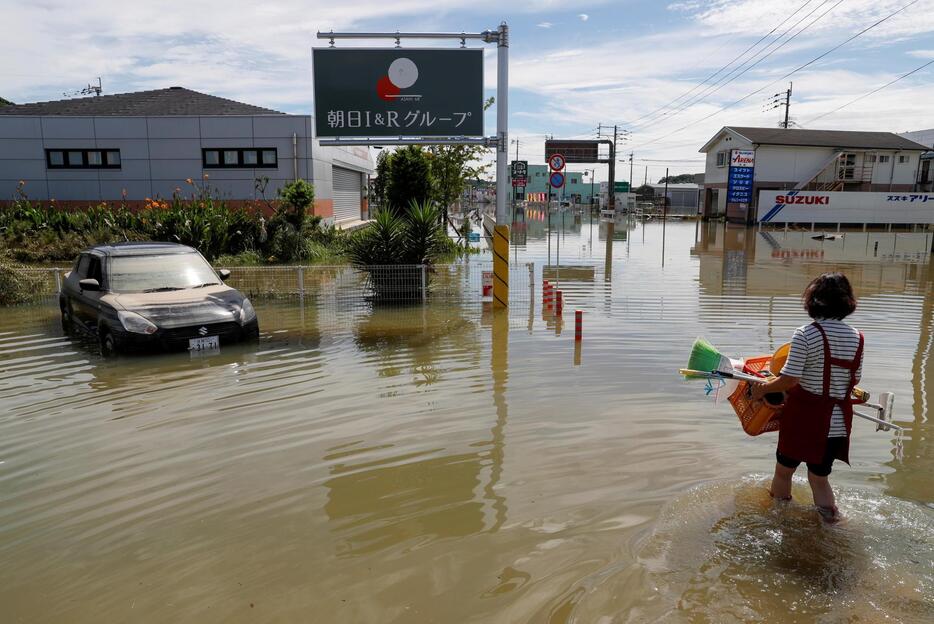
top-left (752, 273), bottom-right (864, 523)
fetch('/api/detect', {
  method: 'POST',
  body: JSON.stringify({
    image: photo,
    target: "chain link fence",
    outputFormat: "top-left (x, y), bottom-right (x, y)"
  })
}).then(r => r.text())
top-left (11, 263), bottom-right (535, 309)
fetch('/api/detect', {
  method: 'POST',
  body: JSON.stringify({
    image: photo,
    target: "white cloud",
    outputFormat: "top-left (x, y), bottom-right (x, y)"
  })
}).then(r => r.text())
top-left (537, 22), bottom-right (554, 29)
top-left (578, 13), bottom-right (589, 21)
top-left (907, 49), bottom-right (934, 59)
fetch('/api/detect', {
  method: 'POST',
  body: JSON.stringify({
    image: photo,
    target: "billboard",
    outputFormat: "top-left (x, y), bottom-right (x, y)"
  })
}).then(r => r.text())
top-left (758, 190), bottom-right (934, 224)
top-left (312, 48), bottom-right (484, 138)
top-left (726, 149), bottom-right (755, 204)
top-left (545, 140), bottom-right (599, 163)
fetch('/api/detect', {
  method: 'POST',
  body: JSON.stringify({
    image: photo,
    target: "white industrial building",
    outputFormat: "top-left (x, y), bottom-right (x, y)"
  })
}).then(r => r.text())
top-left (700, 126), bottom-right (929, 224)
top-left (0, 87), bottom-right (373, 225)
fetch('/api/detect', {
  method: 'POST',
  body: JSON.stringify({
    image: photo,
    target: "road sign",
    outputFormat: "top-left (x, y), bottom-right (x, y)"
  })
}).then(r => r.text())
top-left (550, 171), bottom-right (566, 188)
top-left (512, 177), bottom-right (527, 187)
top-left (312, 48), bottom-right (484, 138)
top-left (511, 160), bottom-right (528, 178)
top-left (613, 181), bottom-right (630, 193)
top-left (548, 154), bottom-right (566, 171)
top-left (546, 140), bottom-right (599, 164)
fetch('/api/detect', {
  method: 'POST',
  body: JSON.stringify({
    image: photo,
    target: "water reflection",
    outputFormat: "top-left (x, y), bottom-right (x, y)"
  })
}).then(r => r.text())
top-left (323, 304), bottom-right (509, 556)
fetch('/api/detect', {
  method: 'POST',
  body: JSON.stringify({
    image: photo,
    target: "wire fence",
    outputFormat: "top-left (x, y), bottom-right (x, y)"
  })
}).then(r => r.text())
top-left (12, 263), bottom-right (536, 310)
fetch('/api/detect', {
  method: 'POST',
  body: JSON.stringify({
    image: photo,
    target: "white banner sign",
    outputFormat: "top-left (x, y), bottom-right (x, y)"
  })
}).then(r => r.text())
top-left (730, 149), bottom-right (755, 167)
top-left (758, 190), bottom-right (934, 224)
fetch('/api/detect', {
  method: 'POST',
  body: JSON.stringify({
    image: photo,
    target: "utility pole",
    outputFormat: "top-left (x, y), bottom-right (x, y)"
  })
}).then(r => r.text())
top-left (765, 82), bottom-right (793, 128)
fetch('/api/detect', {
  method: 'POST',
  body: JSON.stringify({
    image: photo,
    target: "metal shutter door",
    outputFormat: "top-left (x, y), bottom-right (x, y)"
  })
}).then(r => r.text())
top-left (332, 167), bottom-right (361, 222)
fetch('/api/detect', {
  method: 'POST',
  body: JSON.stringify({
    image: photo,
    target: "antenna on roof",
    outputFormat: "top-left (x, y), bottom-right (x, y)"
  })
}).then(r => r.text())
top-left (63, 77), bottom-right (102, 98)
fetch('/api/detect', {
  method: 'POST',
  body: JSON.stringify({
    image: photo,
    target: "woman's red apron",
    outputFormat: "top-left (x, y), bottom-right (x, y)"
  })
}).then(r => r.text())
top-left (777, 322), bottom-right (864, 466)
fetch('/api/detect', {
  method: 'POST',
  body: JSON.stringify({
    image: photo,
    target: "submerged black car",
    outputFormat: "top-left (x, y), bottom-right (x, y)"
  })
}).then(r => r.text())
top-left (60, 242), bottom-right (259, 355)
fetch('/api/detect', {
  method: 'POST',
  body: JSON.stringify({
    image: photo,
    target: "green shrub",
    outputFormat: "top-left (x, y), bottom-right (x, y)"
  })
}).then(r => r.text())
top-left (215, 250), bottom-right (264, 266)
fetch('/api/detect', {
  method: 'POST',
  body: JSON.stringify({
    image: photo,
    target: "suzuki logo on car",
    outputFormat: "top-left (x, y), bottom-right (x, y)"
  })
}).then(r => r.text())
top-left (198, 326), bottom-right (208, 336)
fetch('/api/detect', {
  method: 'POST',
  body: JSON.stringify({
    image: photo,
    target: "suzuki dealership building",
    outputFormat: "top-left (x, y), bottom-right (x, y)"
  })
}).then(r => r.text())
top-left (699, 126), bottom-right (930, 225)
top-left (0, 87), bottom-right (374, 225)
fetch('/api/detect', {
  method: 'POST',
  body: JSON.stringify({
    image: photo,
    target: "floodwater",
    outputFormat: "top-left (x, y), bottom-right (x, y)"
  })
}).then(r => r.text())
top-left (1, 214), bottom-right (932, 623)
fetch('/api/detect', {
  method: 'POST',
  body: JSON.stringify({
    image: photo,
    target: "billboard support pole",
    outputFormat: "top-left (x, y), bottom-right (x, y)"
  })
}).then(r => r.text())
top-left (492, 22), bottom-right (510, 309)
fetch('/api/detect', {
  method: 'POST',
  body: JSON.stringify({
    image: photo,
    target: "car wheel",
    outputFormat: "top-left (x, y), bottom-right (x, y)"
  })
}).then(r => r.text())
top-left (60, 306), bottom-right (73, 336)
top-left (99, 328), bottom-right (119, 358)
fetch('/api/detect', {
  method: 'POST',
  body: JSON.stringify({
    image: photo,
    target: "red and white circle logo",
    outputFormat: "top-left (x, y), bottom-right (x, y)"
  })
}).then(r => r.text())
top-left (377, 58), bottom-right (420, 102)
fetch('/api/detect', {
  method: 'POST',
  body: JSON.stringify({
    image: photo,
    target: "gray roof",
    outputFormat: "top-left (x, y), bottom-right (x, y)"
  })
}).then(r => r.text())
top-left (721, 126), bottom-right (929, 151)
top-left (0, 87), bottom-right (285, 116)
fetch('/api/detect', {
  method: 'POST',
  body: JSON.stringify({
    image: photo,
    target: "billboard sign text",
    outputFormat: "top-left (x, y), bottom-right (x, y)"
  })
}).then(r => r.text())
top-left (727, 149), bottom-right (755, 204)
top-left (313, 48), bottom-right (484, 137)
top-left (758, 190), bottom-right (934, 224)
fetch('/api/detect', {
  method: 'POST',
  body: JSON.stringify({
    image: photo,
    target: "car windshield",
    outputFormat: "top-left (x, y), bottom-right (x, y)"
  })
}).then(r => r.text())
top-left (108, 253), bottom-right (220, 293)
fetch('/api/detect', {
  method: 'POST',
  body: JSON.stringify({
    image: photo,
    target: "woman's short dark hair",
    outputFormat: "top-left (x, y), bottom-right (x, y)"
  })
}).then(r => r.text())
top-left (803, 273), bottom-right (856, 320)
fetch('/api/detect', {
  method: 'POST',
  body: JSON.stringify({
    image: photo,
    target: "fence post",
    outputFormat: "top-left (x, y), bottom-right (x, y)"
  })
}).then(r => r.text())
top-left (420, 264), bottom-right (427, 303)
top-left (297, 266), bottom-right (305, 296)
top-left (53, 269), bottom-right (62, 294)
top-left (528, 262), bottom-right (534, 304)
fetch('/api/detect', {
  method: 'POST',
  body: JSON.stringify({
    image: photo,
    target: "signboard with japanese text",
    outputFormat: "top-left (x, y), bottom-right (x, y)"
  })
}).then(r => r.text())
top-left (511, 160), bottom-right (528, 179)
top-left (545, 140), bottom-right (599, 163)
top-left (512, 178), bottom-right (527, 187)
top-left (727, 149), bottom-right (755, 204)
top-left (312, 48), bottom-right (484, 137)
top-left (757, 190), bottom-right (934, 224)
top-left (613, 181), bottom-right (630, 193)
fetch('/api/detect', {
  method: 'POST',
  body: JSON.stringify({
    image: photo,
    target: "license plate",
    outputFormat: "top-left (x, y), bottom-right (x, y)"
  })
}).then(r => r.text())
top-left (189, 335), bottom-right (220, 351)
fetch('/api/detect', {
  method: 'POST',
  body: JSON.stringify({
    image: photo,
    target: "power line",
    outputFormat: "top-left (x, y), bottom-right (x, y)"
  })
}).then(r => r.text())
top-left (628, 0), bottom-right (816, 128)
top-left (631, 0), bottom-right (921, 150)
top-left (632, 0), bottom-right (842, 131)
top-left (801, 58), bottom-right (934, 125)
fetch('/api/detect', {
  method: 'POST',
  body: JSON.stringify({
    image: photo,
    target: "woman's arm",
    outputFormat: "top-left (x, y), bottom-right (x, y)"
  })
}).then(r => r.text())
top-left (750, 373), bottom-right (799, 401)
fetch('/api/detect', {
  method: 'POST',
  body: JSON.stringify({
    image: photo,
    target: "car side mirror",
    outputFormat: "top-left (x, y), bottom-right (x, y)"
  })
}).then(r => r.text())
top-left (79, 278), bottom-right (101, 291)
top-left (218, 269), bottom-right (231, 281)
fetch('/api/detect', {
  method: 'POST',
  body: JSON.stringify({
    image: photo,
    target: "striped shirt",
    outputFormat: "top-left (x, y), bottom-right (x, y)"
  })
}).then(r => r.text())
top-left (780, 319), bottom-right (863, 437)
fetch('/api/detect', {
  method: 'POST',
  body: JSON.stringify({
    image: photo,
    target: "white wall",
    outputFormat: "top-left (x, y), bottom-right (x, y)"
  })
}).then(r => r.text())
top-left (702, 131), bottom-right (752, 186)
top-left (0, 114), bottom-right (316, 202)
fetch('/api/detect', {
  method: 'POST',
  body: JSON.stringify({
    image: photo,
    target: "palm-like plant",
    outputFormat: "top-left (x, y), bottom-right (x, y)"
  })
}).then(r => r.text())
top-left (346, 200), bottom-right (448, 301)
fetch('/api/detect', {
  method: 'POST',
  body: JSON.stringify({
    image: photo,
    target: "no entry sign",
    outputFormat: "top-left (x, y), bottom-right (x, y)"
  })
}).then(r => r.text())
top-left (548, 153), bottom-right (566, 171)
top-left (550, 171), bottom-right (566, 188)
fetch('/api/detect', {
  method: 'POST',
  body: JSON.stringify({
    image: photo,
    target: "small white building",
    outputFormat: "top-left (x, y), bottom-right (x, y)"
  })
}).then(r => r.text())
top-left (700, 126), bottom-right (929, 223)
top-left (0, 87), bottom-right (374, 225)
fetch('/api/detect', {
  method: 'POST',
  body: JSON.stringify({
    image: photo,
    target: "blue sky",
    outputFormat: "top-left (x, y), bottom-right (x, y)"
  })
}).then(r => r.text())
top-left (3, 0), bottom-right (933, 181)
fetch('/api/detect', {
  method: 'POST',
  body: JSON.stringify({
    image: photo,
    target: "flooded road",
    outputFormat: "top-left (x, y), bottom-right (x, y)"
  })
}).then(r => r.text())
top-left (2, 217), bottom-right (932, 622)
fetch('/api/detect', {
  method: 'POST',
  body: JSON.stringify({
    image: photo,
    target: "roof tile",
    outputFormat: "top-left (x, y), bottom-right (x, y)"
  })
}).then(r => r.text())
top-left (0, 87), bottom-right (285, 116)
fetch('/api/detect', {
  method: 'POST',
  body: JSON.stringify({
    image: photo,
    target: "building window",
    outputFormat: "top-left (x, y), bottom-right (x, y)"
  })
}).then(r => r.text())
top-left (716, 151), bottom-right (727, 167)
top-left (898, 155), bottom-right (909, 164)
top-left (878, 155), bottom-right (891, 163)
top-left (202, 148), bottom-right (278, 168)
top-left (866, 154), bottom-right (876, 163)
top-left (46, 149), bottom-right (121, 169)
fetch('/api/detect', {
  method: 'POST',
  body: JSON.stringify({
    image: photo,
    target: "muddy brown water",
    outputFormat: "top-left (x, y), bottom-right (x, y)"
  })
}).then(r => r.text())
top-left (1, 218), bottom-right (932, 622)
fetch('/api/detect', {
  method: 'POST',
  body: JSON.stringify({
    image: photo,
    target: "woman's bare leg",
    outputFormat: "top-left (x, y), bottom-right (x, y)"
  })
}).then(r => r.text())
top-left (807, 471), bottom-right (836, 510)
top-left (770, 462), bottom-right (795, 499)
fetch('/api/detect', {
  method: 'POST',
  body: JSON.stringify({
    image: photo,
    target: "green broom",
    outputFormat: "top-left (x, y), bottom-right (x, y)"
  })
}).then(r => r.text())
top-left (683, 337), bottom-right (734, 379)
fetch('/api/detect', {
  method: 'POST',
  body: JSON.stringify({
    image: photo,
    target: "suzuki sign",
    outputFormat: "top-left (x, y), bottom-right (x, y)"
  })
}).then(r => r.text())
top-left (758, 190), bottom-right (934, 224)
top-left (312, 48), bottom-right (484, 138)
